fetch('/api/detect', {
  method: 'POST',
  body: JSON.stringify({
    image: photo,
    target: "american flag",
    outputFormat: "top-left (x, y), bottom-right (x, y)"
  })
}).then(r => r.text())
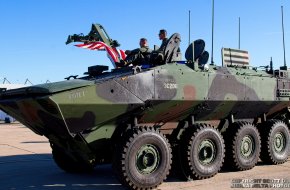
top-left (75, 41), bottom-right (126, 68)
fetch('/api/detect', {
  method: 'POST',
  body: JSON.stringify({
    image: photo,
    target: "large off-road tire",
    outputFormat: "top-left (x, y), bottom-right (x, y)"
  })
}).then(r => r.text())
top-left (179, 123), bottom-right (225, 180)
top-left (224, 122), bottom-right (261, 171)
top-left (51, 143), bottom-right (94, 173)
top-left (113, 127), bottom-right (172, 190)
top-left (258, 120), bottom-right (290, 164)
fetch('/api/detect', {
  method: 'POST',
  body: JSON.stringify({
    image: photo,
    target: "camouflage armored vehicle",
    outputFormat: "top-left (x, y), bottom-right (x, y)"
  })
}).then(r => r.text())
top-left (0, 24), bottom-right (289, 190)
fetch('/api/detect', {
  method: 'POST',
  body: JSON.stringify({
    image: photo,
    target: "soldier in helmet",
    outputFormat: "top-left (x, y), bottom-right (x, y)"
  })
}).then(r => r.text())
top-left (117, 38), bottom-right (152, 67)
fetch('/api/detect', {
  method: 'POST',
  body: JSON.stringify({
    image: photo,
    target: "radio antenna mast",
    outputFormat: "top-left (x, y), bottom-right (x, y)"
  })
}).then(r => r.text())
top-left (211, 0), bottom-right (215, 64)
top-left (189, 10), bottom-right (191, 46)
top-left (281, 6), bottom-right (287, 70)
top-left (238, 17), bottom-right (241, 49)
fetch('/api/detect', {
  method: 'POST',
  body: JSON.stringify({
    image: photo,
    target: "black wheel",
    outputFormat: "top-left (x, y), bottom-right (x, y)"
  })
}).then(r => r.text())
top-left (224, 122), bottom-right (261, 171)
top-left (113, 127), bottom-right (172, 190)
top-left (51, 143), bottom-right (94, 173)
top-left (258, 120), bottom-right (290, 164)
top-left (179, 123), bottom-right (225, 180)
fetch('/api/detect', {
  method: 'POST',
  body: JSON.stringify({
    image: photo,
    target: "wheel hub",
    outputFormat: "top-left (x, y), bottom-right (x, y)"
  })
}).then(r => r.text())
top-left (274, 132), bottom-right (286, 153)
top-left (198, 139), bottom-right (216, 165)
top-left (136, 144), bottom-right (160, 174)
top-left (241, 135), bottom-right (254, 158)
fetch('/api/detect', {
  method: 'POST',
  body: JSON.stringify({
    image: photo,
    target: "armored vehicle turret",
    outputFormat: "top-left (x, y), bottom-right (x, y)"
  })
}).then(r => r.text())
top-left (0, 23), bottom-right (289, 190)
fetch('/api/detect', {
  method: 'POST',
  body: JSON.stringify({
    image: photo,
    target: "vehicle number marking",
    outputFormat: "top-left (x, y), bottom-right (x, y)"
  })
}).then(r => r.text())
top-left (69, 90), bottom-right (85, 100)
top-left (164, 83), bottom-right (178, 89)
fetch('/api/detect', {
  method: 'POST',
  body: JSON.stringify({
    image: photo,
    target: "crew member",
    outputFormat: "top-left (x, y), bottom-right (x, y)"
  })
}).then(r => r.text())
top-left (158, 29), bottom-right (168, 52)
top-left (120, 38), bottom-right (152, 66)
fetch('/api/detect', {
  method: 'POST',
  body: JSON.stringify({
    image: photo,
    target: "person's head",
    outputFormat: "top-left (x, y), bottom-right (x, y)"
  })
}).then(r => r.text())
top-left (139, 38), bottom-right (148, 47)
top-left (159, 29), bottom-right (167, 40)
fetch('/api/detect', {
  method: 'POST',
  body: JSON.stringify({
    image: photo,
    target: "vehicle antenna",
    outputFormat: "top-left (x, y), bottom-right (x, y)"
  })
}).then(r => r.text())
top-left (189, 10), bottom-right (191, 46)
top-left (211, 0), bottom-right (215, 64)
top-left (238, 17), bottom-right (241, 49)
top-left (281, 6), bottom-right (287, 70)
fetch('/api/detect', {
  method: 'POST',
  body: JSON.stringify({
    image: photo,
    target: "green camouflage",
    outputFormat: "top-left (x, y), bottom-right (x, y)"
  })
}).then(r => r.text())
top-left (0, 63), bottom-right (288, 157)
top-left (1, 23), bottom-right (290, 190)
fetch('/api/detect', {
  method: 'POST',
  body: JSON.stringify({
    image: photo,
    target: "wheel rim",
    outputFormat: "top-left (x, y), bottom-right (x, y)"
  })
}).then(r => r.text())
top-left (198, 139), bottom-right (216, 165)
top-left (136, 144), bottom-right (160, 174)
top-left (273, 132), bottom-right (286, 153)
top-left (240, 135), bottom-right (254, 158)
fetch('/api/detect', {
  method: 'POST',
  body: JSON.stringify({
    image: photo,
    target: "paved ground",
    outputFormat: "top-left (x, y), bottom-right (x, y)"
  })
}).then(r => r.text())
top-left (0, 123), bottom-right (290, 190)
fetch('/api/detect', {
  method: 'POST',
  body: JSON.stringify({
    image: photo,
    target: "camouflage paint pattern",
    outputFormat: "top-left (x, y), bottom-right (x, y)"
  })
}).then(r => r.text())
top-left (0, 63), bottom-right (289, 162)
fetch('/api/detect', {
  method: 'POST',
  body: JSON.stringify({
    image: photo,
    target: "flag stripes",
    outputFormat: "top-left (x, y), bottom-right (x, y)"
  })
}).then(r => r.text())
top-left (75, 41), bottom-right (126, 67)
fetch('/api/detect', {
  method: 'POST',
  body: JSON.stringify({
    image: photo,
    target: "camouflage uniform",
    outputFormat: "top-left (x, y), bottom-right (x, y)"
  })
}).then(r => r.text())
top-left (125, 46), bottom-right (152, 65)
top-left (158, 38), bottom-right (168, 52)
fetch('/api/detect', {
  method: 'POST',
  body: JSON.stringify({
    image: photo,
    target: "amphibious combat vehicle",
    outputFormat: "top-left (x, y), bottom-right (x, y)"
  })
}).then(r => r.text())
top-left (0, 23), bottom-right (290, 190)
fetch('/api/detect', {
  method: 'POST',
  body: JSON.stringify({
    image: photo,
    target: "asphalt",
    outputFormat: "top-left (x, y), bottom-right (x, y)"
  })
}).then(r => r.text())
top-left (1, 123), bottom-right (290, 190)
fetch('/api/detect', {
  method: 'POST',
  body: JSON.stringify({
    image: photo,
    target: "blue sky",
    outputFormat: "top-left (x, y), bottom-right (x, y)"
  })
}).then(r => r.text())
top-left (0, 0), bottom-right (289, 84)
